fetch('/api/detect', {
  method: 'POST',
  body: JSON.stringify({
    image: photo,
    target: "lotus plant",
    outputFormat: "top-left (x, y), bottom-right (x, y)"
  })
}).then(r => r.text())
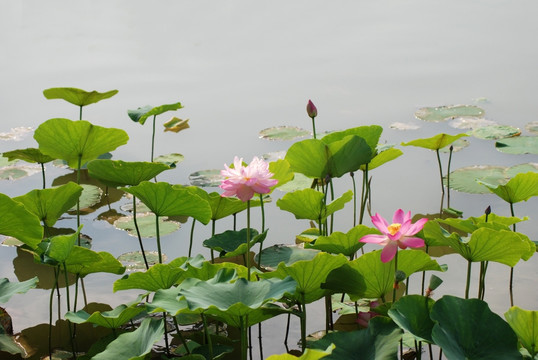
top-left (306, 99), bottom-right (318, 139)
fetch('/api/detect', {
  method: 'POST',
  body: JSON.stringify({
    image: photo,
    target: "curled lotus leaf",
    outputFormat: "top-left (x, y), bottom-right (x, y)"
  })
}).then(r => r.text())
top-left (2, 148), bottom-right (55, 164)
top-left (402, 133), bottom-right (469, 150)
top-left (0, 193), bottom-right (43, 249)
top-left (478, 172), bottom-right (538, 204)
top-left (163, 117), bottom-right (190, 133)
top-left (128, 102), bottom-right (183, 125)
top-left (65, 302), bottom-right (145, 329)
top-left (259, 126), bottom-right (311, 141)
top-left (43, 87), bottom-right (118, 107)
top-left (0, 277), bottom-right (38, 303)
top-left (415, 105), bottom-right (485, 122)
top-left (255, 244), bottom-right (320, 270)
top-left (504, 306), bottom-right (538, 357)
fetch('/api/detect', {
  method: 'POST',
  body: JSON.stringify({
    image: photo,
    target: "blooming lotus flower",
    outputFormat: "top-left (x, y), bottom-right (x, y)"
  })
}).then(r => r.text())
top-left (356, 300), bottom-right (380, 328)
top-left (220, 156), bottom-right (278, 202)
top-left (306, 99), bottom-right (317, 118)
top-left (359, 209), bottom-right (427, 263)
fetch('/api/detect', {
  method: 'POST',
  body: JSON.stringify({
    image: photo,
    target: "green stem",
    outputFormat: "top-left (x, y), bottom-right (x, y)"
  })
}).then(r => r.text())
top-left (465, 260), bottom-right (472, 299)
top-left (359, 165), bottom-right (369, 225)
top-left (173, 317), bottom-right (190, 354)
top-left (62, 263), bottom-right (77, 358)
top-left (447, 145), bottom-right (453, 208)
top-left (132, 196), bottom-right (149, 269)
top-left (509, 202), bottom-right (515, 306)
top-left (300, 293), bottom-right (307, 353)
top-left (435, 149), bottom-right (445, 196)
top-left (151, 115), bottom-right (156, 162)
top-left (79, 105), bottom-right (83, 121)
top-left (311, 116), bottom-right (317, 139)
top-left (240, 316), bottom-right (247, 360)
top-left (41, 162), bottom-right (46, 189)
top-left (246, 200), bottom-right (251, 280)
top-left (188, 218), bottom-right (196, 258)
top-left (350, 172), bottom-right (357, 227)
top-left (210, 219), bottom-right (216, 263)
top-left (76, 155), bottom-right (82, 245)
top-left (163, 312), bottom-right (170, 357)
top-left (258, 322), bottom-right (264, 360)
top-left (49, 267), bottom-right (59, 359)
top-left (329, 179), bottom-right (335, 235)
top-left (202, 313), bottom-right (214, 360)
top-left (392, 250), bottom-right (398, 302)
top-left (155, 214), bottom-right (162, 264)
top-left (258, 194), bottom-right (265, 269)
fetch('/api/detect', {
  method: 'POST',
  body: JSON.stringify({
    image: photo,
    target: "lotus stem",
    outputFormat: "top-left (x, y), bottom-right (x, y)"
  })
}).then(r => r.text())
top-left (41, 162), bottom-right (46, 189)
top-left (151, 115), bottom-right (156, 162)
top-left (202, 313), bottom-right (214, 360)
top-left (155, 214), bottom-right (163, 264)
top-left (258, 323), bottom-right (264, 360)
top-left (510, 202), bottom-right (515, 306)
top-left (435, 149), bottom-right (445, 196)
top-left (173, 317), bottom-right (190, 354)
top-left (350, 172), bottom-right (357, 227)
top-left (329, 179), bottom-right (335, 235)
top-left (359, 164), bottom-right (369, 225)
top-left (465, 260), bottom-right (471, 299)
top-left (49, 266), bottom-right (59, 359)
top-left (300, 293), bottom-right (307, 353)
top-left (446, 145), bottom-right (453, 208)
top-left (392, 250), bottom-right (398, 302)
top-left (79, 105), bottom-right (83, 121)
top-left (163, 312), bottom-right (170, 357)
top-left (258, 194), bottom-right (265, 269)
top-left (311, 117), bottom-right (317, 139)
top-left (188, 218), bottom-right (196, 258)
top-left (284, 313), bottom-right (291, 351)
top-left (132, 196), bottom-right (149, 269)
top-left (246, 200), bottom-right (251, 280)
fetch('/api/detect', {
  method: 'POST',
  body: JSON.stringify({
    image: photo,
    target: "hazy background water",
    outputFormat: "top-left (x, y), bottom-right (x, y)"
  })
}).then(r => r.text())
top-left (1, 1), bottom-right (538, 358)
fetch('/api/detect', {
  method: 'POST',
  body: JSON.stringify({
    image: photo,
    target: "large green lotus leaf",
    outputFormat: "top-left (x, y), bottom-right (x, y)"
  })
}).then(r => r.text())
top-left (13, 182), bottom-right (82, 227)
top-left (260, 252), bottom-right (348, 303)
top-left (496, 136), bottom-right (538, 154)
top-left (127, 102), bottom-right (183, 125)
top-left (259, 126), bottom-right (311, 141)
top-left (269, 159), bottom-right (294, 190)
top-left (65, 302), bottom-right (145, 329)
top-left (173, 259), bottom-right (249, 284)
top-left (43, 87), bottom-right (118, 107)
top-left (266, 345), bottom-right (334, 360)
top-left (256, 244), bottom-right (320, 270)
top-left (388, 295), bottom-right (435, 343)
top-left (479, 172), bottom-right (538, 204)
top-left (445, 165), bottom-right (509, 194)
top-left (322, 125), bottom-right (383, 153)
top-left (121, 181), bottom-right (211, 224)
top-left (285, 139), bottom-right (329, 178)
top-left (308, 317), bottom-right (402, 360)
top-left (179, 276), bottom-right (297, 318)
top-left (114, 213), bottom-right (180, 238)
top-left (2, 148), bottom-right (56, 164)
top-left (308, 225), bottom-right (380, 256)
top-left (431, 296), bottom-right (520, 360)
top-left (326, 135), bottom-right (372, 177)
top-left (39, 227), bottom-right (81, 264)
top-left (436, 214), bottom-right (525, 235)
top-left (203, 228), bottom-right (263, 257)
top-left (277, 172), bottom-right (315, 192)
top-left (34, 118), bottom-right (129, 169)
top-left (401, 133), bottom-right (468, 150)
top-left (470, 125), bottom-right (521, 140)
top-left (206, 192), bottom-right (248, 220)
top-left (113, 263), bottom-right (184, 292)
top-left (0, 193), bottom-right (44, 248)
top-left (361, 147), bottom-right (403, 171)
top-left (146, 286), bottom-right (189, 316)
top-left (320, 263), bottom-right (367, 298)
top-left (92, 317), bottom-right (164, 360)
top-left (210, 303), bottom-right (291, 328)
top-left (277, 188), bottom-right (352, 223)
top-left (87, 159), bottom-right (170, 187)
top-left (504, 306), bottom-right (538, 357)
top-left (66, 250), bottom-right (125, 277)
top-left (0, 277), bottom-right (38, 303)
top-left (415, 105), bottom-right (485, 122)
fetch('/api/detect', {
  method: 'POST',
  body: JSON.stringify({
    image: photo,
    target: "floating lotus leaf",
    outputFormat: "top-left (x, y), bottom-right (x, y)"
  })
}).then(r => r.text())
top-left (2, 148), bottom-right (55, 164)
top-left (259, 126), bottom-right (311, 141)
top-left (276, 172), bottom-right (313, 192)
top-left (277, 189), bottom-right (353, 224)
top-left (388, 295), bottom-right (435, 343)
top-left (66, 250), bottom-right (125, 277)
top-left (390, 122), bottom-right (420, 130)
top-left (470, 125), bottom-right (521, 140)
top-left (117, 251), bottom-right (163, 270)
top-left (439, 138), bottom-right (470, 153)
top-left (401, 132), bottom-right (469, 150)
top-left (496, 136), bottom-right (538, 154)
top-left (0, 164), bottom-right (41, 180)
top-left (415, 105), bottom-right (485, 122)
top-left (34, 118), bottom-right (129, 169)
top-left (431, 295), bottom-right (520, 360)
top-left (0, 126), bottom-right (33, 141)
top-left (0, 193), bottom-right (43, 249)
top-left (163, 117), bottom-right (190, 133)
top-left (114, 213), bottom-right (180, 238)
top-left (255, 244), bottom-right (320, 270)
top-left (308, 317), bottom-right (401, 360)
top-left (266, 346), bottom-right (334, 360)
top-left (307, 225), bottom-right (380, 257)
top-left (0, 277), bottom-right (38, 303)
top-left (525, 121), bottom-right (538, 134)
top-left (120, 201), bottom-right (152, 213)
top-left (87, 159), bottom-right (170, 187)
top-left (478, 172), bottom-right (538, 204)
top-left (188, 169), bottom-right (223, 187)
top-left (0, 156), bottom-right (17, 167)
top-left (92, 317), bottom-right (164, 360)
top-left (13, 182), bottom-right (83, 227)
top-left (43, 87), bottom-right (118, 107)
top-left (153, 153), bottom-right (184, 167)
top-left (505, 163), bottom-right (538, 177)
top-left (445, 165), bottom-right (509, 194)
top-left (67, 184), bottom-right (102, 213)
top-left (128, 102), bottom-right (183, 125)
top-left (113, 263), bottom-right (184, 292)
top-left (449, 117), bottom-right (497, 130)
top-left (504, 306), bottom-right (538, 357)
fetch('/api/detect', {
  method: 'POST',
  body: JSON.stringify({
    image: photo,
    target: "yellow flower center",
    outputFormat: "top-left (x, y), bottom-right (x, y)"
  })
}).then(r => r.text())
top-left (387, 223), bottom-right (401, 236)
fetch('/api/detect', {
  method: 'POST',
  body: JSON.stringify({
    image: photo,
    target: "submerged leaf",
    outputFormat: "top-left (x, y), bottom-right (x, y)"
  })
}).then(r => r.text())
top-left (188, 169), bottom-right (223, 187)
top-left (114, 213), bottom-right (180, 238)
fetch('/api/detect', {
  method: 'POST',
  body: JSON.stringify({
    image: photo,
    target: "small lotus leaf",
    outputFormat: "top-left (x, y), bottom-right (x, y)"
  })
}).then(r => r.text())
top-left (34, 118), bottom-right (129, 169)
top-left (114, 263), bottom-right (185, 292)
top-left (0, 193), bottom-right (43, 249)
top-left (92, 317), bottom-right (164, 360)
top-left (390, 122), bottom-right (420, 130)
top-left (496, 136), bottom-right (538, 154)
top-left (321, 125), bottom-right (383, 153)
top-left (269, 159), bottom-right (294, 190)
top-left (401, 133), bottom-right (468, 150)
top-left (0, 164), bottom-right (41, 180)
top-left (203, 228), bottom-right (261, 255)
top-left (255, 244), bottom-right (320, 270)
top-left (478, 172), bottom-right (538, 204)
top-left (127, 102), bottom-right (183, 125)
top-left (259, 126), bottom-right (311, 141)
top-left (66, 302), bottom-right (145, 329)
top-left (415, 105), bottom-right (485, 122)
top-left (0, 277), bottom-right (38, 303)
top-left (43, 87), bottom-right (118, 107)
top-left (66, 250), bottom-right (125, 277)
top-left (449, 117), bottom-right (497, 130)
top-left (388, 295), bottom-right (435, 343)
top-left (431, 295), bottom-right (520, 359)
top-left (266, 346), bottom-right (334, 360)
top-left (525, 121), bottom-right (538, 134)
top-left (153, 153), bottom-right (184, 167)
top-left (114, 213), bottom-right (180, 238)
top-left (276, 172), bottom-right (313, 192)
top-left (39, 227), bottom-right (81, 264)
top-left (445, 165), bottom-right (509, 194)
top-left (471, 125), bottom-right (521, 140)
top-left (504, 306), bottom-right (538, 357)
top-left (277, 189), bottom-right (353, 224)
top-left (308, 225), bottom-right (380, 256)
top-left (205, 192), bottom-right (248, 220)
top-left (117, 251), bottom-right (163, 270)
top-left (189, 169), bottom-right (223, 187)
top-left (163, 117), bottom-right (190, 133)
top-left (505, 163), bottom-right (538, 177)
top-left (362, 147), bottom-right (403, 171)
top-left (87, 159), bottom-right (170, 187)
top-left (2, 148), bottom-right (55, 164)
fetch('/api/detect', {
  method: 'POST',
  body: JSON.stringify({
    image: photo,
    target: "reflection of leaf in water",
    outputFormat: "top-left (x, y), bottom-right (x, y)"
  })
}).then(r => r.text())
top-left (114, 213), bottom-right (180, 238)
top-left (0, 127), bottom-right (33, 141)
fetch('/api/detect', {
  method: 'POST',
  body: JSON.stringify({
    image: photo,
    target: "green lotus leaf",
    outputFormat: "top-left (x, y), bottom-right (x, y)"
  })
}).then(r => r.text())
top-left (121, 181), bottom-right (211, 224)
top-left (68, 184), bottom-right (102, 213)
top-left (38, 227), bottom-right (81, 264)
top-left (362, 146), bottom-right (403, 171)
top-left (117, 251), bottom-right (162, 270)
top-left (66, 250), bottom-right (125, 277)
top-left (211, 303), bottom-right (291, 328)
top-left (321, 125), bottom-right (383, 154)
top-left (153, 153), bottom-right (184, 167)
top-left (269, 159), bottom-right (294, 190)
top-left (114, 213), bottom-right (180, 238)
top-left (172, 258), bottom-right (249, 284)
top-left (277, 172), bottom-right (314, 192)
top-left (260, 252), bottom-right (348, 303)
top-left (401, 132), bottom-right (468, 150)
top-left (203, 228), bottom-right (263, 257)
top-left (0, 193), bottom-right (42, 249)
top-left (478, 172), bottom-right (538, 204)
top-left (504, 306), bottom-right (538, 358)
top-left (2, 148), bottom-right (55, 164)
top-left (163, 117), bottom-right (189, 133)
top-left (0, 334), bottom-right (27, 356)
top-left (188, 169), bottom-right (223, 187)
top-left (388, 295), bottom-right (435, 343)
top-left (146, 286), bottom-right (189, 316)
top-left (65, 302), bottom-right (145, 329)
top-left (259, 126), bottom-right (311, 141)
top-left (34, 118), bottom-right (129, 169)
top-left (436, 214), bottom-right (526, 234)
top-left (0, 277), bottom-right (38, 303)
top-left (308, 225), bottom-right (380, 257)
top-left (277, 188), bottom-right (353, 224)
top-left (87, 159), bottom-right (170, 187)
top-left (266, 345), bottom-right (334, 360)
top-left (431, 295), bottom-right (520, 360)
top-left (43, 87), bottom-right (118, 107)
top-left (439, 138), bottom-right (470, 153)
top-left (179, 276), bottom-right (297, 318)
top-left (445, 165), bottom-right (509, 194)
top-left (496, 136), bottom-right (538, 154)
top-left (113, 263), bottom-right (185, 292)
top-left (415, 105), bottom-right (485, 122)
top-left (449, 117), bottom-right (496, 130)
top-left (205, 192), bottom-right (248, 220)
top-left (127, 102), bottom-right (183, 125)
top-left (13, 182), bottom-right (82, 227)
top-left (308, 317), bottom-right (401, 360)
top-left (505, 163), bottom-right (538, 177)
top-left (470, 125), bottom-right (521, 140)
top-left (92, 317), bottom-right (164, 360)
top-left (255, 244), bottom-right (320, 270)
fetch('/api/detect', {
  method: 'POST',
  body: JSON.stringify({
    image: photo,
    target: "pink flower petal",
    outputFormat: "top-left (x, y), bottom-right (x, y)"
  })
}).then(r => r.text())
top-left (359, 234), bottom-right (389, 245)
top-left (405, 218), bottom-right (428, 236)
top-left (392, 209), bottom-right (406, 224)
top-left (371, 213), bottom-right (390, 234)
top-left (380, 242), bottom-right (398, 263)
top-left (399, 236), bottom-right (425, 249)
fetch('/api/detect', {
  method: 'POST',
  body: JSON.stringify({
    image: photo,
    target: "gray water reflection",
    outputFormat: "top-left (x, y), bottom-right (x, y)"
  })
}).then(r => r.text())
top-left (1, 1), bottom-right (538, 358)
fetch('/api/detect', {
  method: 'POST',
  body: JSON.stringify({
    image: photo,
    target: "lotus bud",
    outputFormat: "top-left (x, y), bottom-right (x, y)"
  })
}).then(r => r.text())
top-left (306, 100), bottom-right (317, 119)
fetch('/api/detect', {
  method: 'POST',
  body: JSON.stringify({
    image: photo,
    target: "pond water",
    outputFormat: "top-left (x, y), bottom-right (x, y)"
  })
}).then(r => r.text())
top-left (1, 1), bottom-right (538, 358)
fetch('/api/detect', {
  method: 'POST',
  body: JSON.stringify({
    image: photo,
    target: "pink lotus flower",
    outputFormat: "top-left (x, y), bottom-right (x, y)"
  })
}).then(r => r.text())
top-left (306, 99), bottom-right (317, 118)
top-left (220, 156), bottom-right (278, 202)
top-left (359, 209), bottom-right (427, 263)
top-left (356, 300), bottom-right (380, 328)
